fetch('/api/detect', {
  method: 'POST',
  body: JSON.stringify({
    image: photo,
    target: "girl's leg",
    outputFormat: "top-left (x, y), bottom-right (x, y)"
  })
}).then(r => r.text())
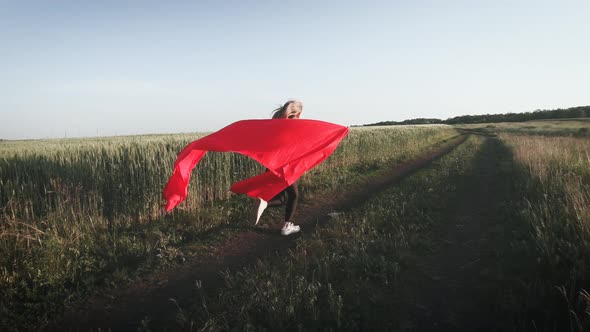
top-left (256, 190), bottom-right (285, 225)
top-left (280, 183), bottom-right (300, 235)
top-left (283, 182), bottom-right (299, 223)
top-left (267, 191), bottom-right (286, 207)
top-left (258, 183), bottom-right (300, 235)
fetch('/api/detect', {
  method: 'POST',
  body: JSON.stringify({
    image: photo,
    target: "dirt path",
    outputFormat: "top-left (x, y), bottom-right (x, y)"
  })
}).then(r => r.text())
top-left (51, 135), bottom-right (467, 332)
top-left (405, 137), bottom-right (515, 331)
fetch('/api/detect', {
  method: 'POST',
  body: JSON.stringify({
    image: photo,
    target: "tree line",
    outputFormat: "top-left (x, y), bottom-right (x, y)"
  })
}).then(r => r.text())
top-left (360, 105), bottom-right (590, 126)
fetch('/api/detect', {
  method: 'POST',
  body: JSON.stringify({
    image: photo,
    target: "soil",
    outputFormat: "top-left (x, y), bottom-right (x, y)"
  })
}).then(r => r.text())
top-left (51, 134), bottom-right (468, 332)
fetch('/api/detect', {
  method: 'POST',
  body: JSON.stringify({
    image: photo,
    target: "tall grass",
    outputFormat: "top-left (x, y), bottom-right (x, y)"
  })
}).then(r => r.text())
top-left (501, 134), bottom-right (590, 329)
top-left (0, 125), bottom-right (458, 330)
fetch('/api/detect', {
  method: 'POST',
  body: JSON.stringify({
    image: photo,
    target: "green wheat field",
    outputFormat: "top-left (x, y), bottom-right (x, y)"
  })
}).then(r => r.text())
top-left (1, 122), bottom-right (590, 331)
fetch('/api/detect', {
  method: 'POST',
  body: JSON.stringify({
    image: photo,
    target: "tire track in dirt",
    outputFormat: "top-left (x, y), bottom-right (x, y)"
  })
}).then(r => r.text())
top-left (52, 134), bottom-right (468, 332)
top-left (407, 137), bottom-right (514, 331)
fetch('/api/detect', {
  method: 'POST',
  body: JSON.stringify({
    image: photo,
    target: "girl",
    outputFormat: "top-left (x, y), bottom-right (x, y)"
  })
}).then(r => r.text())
top-left (256, 100), bottom-right (302, 235)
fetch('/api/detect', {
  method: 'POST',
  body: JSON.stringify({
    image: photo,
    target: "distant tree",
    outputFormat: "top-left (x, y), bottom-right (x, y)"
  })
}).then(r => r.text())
top-left (360, 105), bottom-right (590, 127)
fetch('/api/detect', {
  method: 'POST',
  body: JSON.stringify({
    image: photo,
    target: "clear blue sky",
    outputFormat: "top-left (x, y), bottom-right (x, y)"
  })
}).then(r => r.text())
top-left (1, 0), bottom-right (589, 139)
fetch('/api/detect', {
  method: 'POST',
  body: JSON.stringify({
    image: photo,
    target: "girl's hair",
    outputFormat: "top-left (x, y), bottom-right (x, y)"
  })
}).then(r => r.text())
top-left (272, 100), bottom-right (303, 119)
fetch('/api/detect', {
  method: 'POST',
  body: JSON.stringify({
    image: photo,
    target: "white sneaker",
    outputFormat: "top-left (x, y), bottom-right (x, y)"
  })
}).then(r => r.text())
top-left (255, 199), bottom-right (268, 225)
top-left (281, 222), bottom-right (300, 236)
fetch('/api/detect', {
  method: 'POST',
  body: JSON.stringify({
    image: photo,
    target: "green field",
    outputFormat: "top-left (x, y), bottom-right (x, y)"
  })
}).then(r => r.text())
top-left (1, 121), bottom-right (590, 331)
top-left (0, 125), bottom-right (459, 330)
top-left (456, 118), bottom-right (590, 137)
top-left (176, 128), bottom-right (590, 331)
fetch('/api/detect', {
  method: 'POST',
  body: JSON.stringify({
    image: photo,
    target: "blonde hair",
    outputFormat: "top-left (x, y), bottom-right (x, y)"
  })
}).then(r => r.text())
top-left (272, 100), bottom-right (303, 119)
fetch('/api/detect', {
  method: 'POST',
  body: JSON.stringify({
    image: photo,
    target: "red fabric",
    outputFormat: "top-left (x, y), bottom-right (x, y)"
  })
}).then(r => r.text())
top-left (163, 119), bottom-right (349, 212)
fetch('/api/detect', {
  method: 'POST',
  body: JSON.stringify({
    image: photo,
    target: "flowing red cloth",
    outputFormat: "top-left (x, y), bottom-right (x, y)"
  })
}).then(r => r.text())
top-left (162, 119), bottom-right (349, 212)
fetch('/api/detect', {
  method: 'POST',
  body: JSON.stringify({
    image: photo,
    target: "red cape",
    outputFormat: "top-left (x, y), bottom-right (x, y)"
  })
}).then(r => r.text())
top-left (163, 119), bottom-right (349, 212)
